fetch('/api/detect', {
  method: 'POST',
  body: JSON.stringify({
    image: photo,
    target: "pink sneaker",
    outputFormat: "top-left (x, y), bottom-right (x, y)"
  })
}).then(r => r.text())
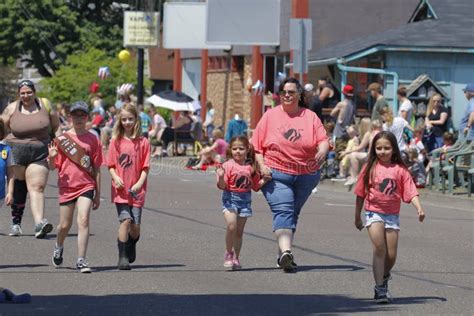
top-left (223, 251), bottom-right (234, 268)
top-left (232, 257), bottom-right (241, 270)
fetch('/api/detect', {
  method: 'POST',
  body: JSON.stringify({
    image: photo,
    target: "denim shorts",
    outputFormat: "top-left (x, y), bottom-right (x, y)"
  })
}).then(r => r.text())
top-left (222, 191), bottom-right (252, 217)
top-left (261, 169), bottom-right (320, 231)
top-left (116, 203), bottom-right (142, 224)
top-left (365, 210), bottom-right (400, 230)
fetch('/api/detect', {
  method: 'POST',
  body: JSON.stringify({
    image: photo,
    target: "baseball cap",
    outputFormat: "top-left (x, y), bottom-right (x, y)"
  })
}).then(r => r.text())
top-left (69, 101), bottom-right (89, 114)
top-left (304, 83), bottom-right (314, 92)
top-left (342, 84), bottom-right (354, 96)
top-left (462, 83), bottom-right (474, 93)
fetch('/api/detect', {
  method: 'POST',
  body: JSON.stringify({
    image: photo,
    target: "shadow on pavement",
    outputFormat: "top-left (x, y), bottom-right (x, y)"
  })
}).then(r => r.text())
top-left (0, 264), bottom-right (49, 269)
top-left (0, 293), bottom-right (447, 315)
top-left (239, 264), bottom-right (365, 272)
top-left (94, 264), bottom-right (186, 272)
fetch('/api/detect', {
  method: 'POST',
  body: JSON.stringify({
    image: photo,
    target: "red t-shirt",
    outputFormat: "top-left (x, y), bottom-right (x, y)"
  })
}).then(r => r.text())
top-left (354, 162), bottom-right (419, 215)
top-left (252, 105), bottom-right (328, 175)
top-left (54, 131), bottom-right (103, 204)
top-left (219, 159), bottom-right (261, 193)
top-left (107, 136), bottom-right (150, 207)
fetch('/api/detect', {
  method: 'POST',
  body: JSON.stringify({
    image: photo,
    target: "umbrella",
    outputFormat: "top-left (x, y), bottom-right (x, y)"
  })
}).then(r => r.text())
top-left (146, 91), bottom-right (194, 112)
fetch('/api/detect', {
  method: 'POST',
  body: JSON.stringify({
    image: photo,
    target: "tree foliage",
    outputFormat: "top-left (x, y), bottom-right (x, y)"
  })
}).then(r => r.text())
top-left (39, 48), bottom-right (152, 107)
top-left (0, 0), bottom-right (124, 77)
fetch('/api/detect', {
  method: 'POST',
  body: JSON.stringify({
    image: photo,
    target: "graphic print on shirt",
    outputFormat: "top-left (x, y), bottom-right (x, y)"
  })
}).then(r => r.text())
top-left (119, 153), bottom-right (132, 169)
top-left (379, 178), bottom-right (397, 195)
top-left (278, 124), bottom-right (303, 143)
top-left (234, 171), bottom-right (252, 190)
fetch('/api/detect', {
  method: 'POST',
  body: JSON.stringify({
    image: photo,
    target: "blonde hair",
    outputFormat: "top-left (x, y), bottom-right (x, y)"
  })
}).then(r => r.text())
top-left (112, 103), bottom-right (141, 139)
top-left (212, 129), bottom-right (224, 140)
top-left (371, 119), bottom-right (383, 130)
top-left (426, 93), bottom-right (443, 118)
top-left (379, 107), bottom-right (394, 126)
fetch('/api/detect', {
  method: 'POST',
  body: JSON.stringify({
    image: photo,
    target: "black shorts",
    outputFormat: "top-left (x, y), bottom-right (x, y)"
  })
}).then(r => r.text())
top-left (9, 142), bottom-right (49, 167)
top-left (59, 190), bottom-right (95, 206)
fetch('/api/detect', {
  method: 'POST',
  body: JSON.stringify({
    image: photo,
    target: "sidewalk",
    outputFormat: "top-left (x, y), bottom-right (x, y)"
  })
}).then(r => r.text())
top-left (152, 155), bottom-right (473, 202)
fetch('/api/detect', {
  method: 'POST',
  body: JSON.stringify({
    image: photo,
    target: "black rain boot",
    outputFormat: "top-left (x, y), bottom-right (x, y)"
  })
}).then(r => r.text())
top-left (117, 240), bottom-right (131, 270)
top-left (127, 234), bottom-right (140, 263)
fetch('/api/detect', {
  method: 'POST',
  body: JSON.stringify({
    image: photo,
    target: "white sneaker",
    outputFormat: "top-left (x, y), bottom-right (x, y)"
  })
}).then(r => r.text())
top-left (9, 224), bottom-right (22, 236)
top-left (312, 186), bottom-right (318, 194)
top-left (76, 258), bottom-right (92, 273)
top-left (344, 177), bottom-right (357, 186)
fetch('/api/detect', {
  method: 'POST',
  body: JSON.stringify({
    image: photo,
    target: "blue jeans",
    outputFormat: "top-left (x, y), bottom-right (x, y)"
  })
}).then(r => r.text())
top-left (261, 169), bottom-right (321, 232)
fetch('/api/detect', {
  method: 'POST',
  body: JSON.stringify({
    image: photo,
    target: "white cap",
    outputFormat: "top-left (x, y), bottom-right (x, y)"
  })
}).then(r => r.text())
top-left (304, 83), bottom-right (314, 92)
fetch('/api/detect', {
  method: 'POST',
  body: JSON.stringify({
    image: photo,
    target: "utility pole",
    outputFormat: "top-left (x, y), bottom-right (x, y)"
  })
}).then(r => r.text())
top-left (137, 48), bottom-right (144, 106)
top-left (136, 0), bottom-right (145, 106)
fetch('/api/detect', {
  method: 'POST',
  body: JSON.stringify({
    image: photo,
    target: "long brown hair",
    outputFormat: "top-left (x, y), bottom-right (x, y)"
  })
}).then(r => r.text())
top-left (112, 103), bottom-right (141, 140)
top-left (363, 131), bottom-right (406, 193)
top-left (226, 135), bottom-right (257, 173)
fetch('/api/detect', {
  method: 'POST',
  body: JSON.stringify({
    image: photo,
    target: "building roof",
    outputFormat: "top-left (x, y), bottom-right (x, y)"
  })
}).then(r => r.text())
top-left (405, 74), bottom-right (449, 99)
top-left (308, 0), bottom-right (474, 63)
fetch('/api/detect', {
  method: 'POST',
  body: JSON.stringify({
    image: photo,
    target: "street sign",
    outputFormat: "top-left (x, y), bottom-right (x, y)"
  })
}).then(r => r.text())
top-left (290, 19), bottom-right (312, 75)
top-left (289, 19), bottom-right (312, 50)
top-left (163, 3), bottom-right (230, 50)
top-left (124, 11), bottom-right (159, 47)
top-left (206, 0), bottom-right (280, 46)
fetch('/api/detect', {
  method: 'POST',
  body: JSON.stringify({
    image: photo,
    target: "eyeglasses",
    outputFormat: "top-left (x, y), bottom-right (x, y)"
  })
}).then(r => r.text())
top-left (19, 91), bottom-right (34, 97)
top-left (279, 90), bottom-right (298, 96)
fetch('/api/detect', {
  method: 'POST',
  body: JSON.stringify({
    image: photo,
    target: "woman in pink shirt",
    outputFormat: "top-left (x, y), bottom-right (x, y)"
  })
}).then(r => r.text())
top-left (252, 77), bottom-right (329, 273)
top-left (354, 131), bottom-right (425, 303)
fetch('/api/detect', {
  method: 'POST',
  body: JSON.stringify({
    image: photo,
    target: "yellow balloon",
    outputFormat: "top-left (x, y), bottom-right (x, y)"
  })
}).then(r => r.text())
top-left (118, 50), bottom-right (131, 63)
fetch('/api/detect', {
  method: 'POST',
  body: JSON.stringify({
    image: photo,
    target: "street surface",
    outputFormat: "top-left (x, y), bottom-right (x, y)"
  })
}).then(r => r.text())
top-left (1, 157), bottom-right (473, 315)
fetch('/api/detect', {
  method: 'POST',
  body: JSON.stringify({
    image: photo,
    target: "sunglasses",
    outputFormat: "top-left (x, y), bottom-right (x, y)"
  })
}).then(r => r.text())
top-left (279, 90), bottom-right (298, 96)
top-left (18, 80), bottom-right (35, 89)
top-left (70, 112), bottom-right (88, 117)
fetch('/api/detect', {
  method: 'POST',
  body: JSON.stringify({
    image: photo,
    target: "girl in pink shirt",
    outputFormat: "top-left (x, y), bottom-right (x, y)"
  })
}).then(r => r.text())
top-left (47, 101), bottom-right (103, 273)
top-left (108, 104), bottom-right (151, 270)
top-left (216, 136), bottom-right (267, 270)
top-left (191, 129), bottom-right (228, 170)
top-left (354, 131), bottom-right (425, 304)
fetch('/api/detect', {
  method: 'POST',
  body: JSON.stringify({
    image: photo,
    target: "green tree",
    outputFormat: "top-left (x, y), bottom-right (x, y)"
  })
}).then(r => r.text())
top-left (39, 48), bottom-right (152, 107)
top-left (0, 0), bottom-right (125, 77)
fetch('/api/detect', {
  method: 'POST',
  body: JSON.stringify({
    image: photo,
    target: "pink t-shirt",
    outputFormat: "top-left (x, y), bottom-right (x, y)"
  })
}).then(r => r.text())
top-left (252, 106), bottom-right (328, 175)
top-left (354, 162), bottom-right (419, 215)
top-left (219, 159), bottom-right (261, 193)
top-left (107, 136), bottom-right (150, 207)
top-left (214, 138), bottom-right (228, 156)
top-left (54, 131), bottom-right (103, 204)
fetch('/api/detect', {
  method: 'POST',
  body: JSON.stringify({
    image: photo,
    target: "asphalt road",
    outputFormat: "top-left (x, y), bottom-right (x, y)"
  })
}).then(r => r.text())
top-left (1, 158), bottom-right (473, 315)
